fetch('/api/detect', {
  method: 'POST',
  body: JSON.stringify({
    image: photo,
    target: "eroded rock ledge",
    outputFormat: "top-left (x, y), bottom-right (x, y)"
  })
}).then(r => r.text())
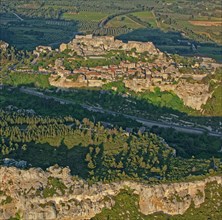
top-left (0, 165), bottom-right (221, 219)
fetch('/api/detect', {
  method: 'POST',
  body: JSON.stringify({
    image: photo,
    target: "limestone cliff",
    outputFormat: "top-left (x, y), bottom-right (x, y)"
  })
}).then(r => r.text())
top-left (124, 79), bottom-right (211, 110)
top-left (49, 76), bottom-right (211, 111)
top-left (173, 80), bottom-right (212, 110)
top-left (150, 80), bottom-right (212, 111)
top-left (0, 41), bottom-right (9, 51)
top-left (0, 165), bottom-right (221, 220)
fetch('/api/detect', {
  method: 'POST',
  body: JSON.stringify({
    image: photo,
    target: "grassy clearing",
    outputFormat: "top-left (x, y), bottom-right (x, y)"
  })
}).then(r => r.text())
top-left (190, 16), bottom-right (222, 21)
top-left (132, 11), bottom-right (154, 18)
top-left (3, 72), bottom-right (51, 89)
top-left (139, 88), bottom-right (197, 114)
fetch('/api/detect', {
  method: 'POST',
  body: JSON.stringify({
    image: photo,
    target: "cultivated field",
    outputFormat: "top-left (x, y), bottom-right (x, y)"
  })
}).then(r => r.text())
top-left (106, 15), bottom-right (144, 29)
top-left (131, 11), bottom-right (158, 28)
top-left (62, 11), bottom-right (108, 22)
top-left (0, 0), bottom-right (221, 60)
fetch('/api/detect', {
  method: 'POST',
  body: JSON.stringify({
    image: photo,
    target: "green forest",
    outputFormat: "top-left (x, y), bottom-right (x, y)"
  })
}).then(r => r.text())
top-left (0, 108), bottom-right (221, 183)
top-left (0, 85), bottom-right (221, 184)
top-left (0, 0), bottom-right (222, 218)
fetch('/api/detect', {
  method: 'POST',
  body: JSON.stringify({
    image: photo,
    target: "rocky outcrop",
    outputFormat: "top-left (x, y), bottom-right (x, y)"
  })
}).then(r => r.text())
top-left (60, 35), bottom-right (160, 56)
top-left (124, 78), bottom-right (151, 92)
top-left (0, 41), bottom-right (9, 51)
top-left (174, 80), bottom-right (212, 110)
top-left (49, 75), bottom-right (88, 88)
top-left (122, 80), bottom-right (211, 110)
top-left (0, 165), bottom-right (221, 220)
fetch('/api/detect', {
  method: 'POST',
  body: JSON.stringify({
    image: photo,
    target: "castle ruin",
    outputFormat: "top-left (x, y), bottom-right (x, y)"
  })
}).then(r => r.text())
top-left (60, 34), bottom-right (160, 56)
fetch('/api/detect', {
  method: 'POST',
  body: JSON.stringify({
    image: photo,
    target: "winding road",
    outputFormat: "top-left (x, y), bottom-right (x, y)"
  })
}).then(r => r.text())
top-left (98, 9), bottom-right (144, 28)
top-left (19, 87), bottom-right (222, 138)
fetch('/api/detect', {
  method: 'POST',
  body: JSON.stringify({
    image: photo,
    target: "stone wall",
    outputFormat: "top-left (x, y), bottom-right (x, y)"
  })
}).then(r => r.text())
top-left (49, 75), bottom-right (106, 88)
top-left (124, 79), bottom-right (151, 92)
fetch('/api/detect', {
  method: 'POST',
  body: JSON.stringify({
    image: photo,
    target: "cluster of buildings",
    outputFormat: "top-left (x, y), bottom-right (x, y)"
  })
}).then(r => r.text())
top-left (54, 58), bottom-right (181, 86)
top-left (33, 46), bottom-right (52, 56)
top-left (31, 36), bottom-right (222, 91)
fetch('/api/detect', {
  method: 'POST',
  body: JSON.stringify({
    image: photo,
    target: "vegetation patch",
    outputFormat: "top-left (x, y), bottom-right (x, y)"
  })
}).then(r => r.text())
top-left (92, 189), bottom-right (145, 220)
top-left (3, 72), bottom-right (51, 89)
top-left (43, 177), bottom-right (67, 198)
top-left (1, 196), bottom-right (13, 205)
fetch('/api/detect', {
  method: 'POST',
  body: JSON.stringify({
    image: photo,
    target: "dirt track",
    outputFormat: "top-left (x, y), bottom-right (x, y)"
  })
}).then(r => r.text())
top-left (189, 20), bottom-right (222, 26)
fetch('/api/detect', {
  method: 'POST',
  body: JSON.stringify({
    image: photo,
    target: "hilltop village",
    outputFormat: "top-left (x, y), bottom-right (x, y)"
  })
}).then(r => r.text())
top-left (28, 35), bottom-right (219, 90)
top-left (3, 35), bottom-right (222, 110)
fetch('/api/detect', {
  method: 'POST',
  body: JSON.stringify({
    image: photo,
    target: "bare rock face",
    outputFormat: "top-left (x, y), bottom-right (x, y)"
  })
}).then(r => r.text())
top-left (49, 74), bottom-right (88, 88)
top-left (124, 79), bottom-right (151, 92)
top-left (60, 35), bottom-right (160, 56)
top-left (50, 75), bottom-right (211, 111)
top-left (0, 166), bottom-right (222, 219)
top-left (174, 80), bottom-right (212, 110)
top-left (152, 80), bottom-right (212, 111)
top-left (0, 41), bottom-right (9, 51)
top-left (49, 75), bottom-right (106, 88)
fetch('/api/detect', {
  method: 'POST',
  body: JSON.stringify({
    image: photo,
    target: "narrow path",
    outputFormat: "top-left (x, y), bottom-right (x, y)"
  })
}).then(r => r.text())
top-left (151, 10), bottom-right (159, 28)
top-left (125, 15), bottom-right (147, 28)
top-left (12, 12), bottom-right (24, 21)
